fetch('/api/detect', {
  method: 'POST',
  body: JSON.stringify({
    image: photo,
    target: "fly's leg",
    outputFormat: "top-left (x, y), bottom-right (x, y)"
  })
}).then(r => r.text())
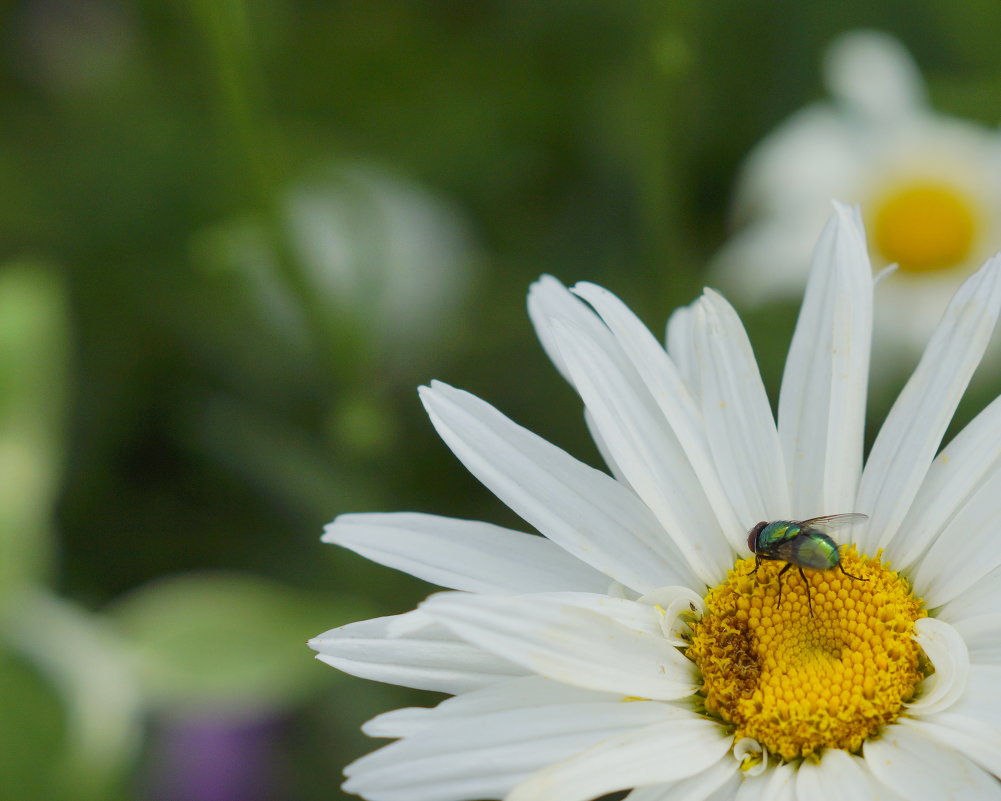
top-left (798, 566), bottom-right (814, 616)
top-left (744, 555), bottom-right (762, 576)
top-left (838, 563), bottom-right (868, 582)
top-left (776, 562), bottom-right (793, 606)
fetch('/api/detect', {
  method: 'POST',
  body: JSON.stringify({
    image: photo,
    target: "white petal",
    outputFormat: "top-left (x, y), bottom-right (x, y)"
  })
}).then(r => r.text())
top-left (572, 282), bottom-right (746, 551)
top-left (626, 758), bottom-right (740, 801)
top-left (753, 763), bottom-right (796, 801)
top-left (906, 617), bottom-right (970, 717)
top-left (796, 749), bottom-right (905, 801)
top-left (823, 30), bottom-right (925, 121)
top-left (693, 289), bottom-right (789, 525)
top-left (935, 564), bottom-right (1001, 624)
top-left (864, 722), bottom-right (1001, 800)
top-left (855, 255), bottom-right (1001, 556)
top-left (325, 512), bottom-right (609, 595)
top-left (549, 314), bottom-right (730, 585)
top-left (777, 204), bottom-right (872, 518)
top-left (528, 275), bottom-right (618, 386)
top-left (947, 664), bottom-right (1001, 726)
top-left (950, 614), bottom-right (1001, 665)
top-left (584, 407), bottom-right (631, 486)
top-left (420, 382), bottom-right (696, 593)
top-left (891, 394), bottom-right (1001, 573)
top-left (344, 698), bottom-right (676, 801)
top-left (309, 610), bottom-right (526, 693)
top-left (898, 715), bottom-right (1001, 780)
top-left (666, 303), bottom-right (699, 396)
top-left (910, 461), bottom-right (1001, 607)
top-left (504, 717), bottom-right (732, 801)
top-left (363, 676), bottom-right (620, 738)
top-left (421, 592), bottom-right (698, 701)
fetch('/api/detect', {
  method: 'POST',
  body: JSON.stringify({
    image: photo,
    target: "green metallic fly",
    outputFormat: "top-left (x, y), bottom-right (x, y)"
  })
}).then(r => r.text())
top-left (745, 513), bottom-right (868, 615)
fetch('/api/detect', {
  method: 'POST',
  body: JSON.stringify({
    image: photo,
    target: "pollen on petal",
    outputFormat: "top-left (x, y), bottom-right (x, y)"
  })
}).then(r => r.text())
top-left (686, 549), bottom-right (926, 760)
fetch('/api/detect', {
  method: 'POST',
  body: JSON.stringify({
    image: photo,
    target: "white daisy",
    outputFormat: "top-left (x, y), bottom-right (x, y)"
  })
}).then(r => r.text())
top-left (311, 204), bottom-right (1001, 801)
top-left (710, 30), bottom-right (1001, 360)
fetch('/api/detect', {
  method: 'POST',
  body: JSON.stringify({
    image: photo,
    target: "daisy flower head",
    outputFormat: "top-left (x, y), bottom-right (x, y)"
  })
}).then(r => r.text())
top-left (710, 30), bottom-right (1001, 361)
top-left (312, 204), bottom-right (1001, 801)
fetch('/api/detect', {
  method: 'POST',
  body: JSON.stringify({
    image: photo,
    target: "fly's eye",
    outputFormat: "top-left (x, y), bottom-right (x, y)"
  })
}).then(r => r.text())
top-left (747, 522), bottom-right (767, 552)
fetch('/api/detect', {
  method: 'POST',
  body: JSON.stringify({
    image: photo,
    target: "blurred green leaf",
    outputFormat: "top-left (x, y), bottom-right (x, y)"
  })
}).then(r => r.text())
top-left (110, 571), bottom-right (373, 715)
top-left (2, 590), bottom-right (140, 801)
top-left (0, 262), bottom-right (68, 605)
top-left (0, 644), bottom-right (65, 801)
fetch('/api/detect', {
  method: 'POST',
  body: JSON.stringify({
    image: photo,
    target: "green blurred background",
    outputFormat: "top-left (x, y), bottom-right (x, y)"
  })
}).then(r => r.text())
top-left (3, 1), bottom-right (1001, 799)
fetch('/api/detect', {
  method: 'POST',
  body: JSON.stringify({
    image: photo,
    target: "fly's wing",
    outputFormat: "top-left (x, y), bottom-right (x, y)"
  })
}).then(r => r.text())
top-left (798, 513), bottom-right (868, 533)
top-left (767, 538), bottom-right (800, 563)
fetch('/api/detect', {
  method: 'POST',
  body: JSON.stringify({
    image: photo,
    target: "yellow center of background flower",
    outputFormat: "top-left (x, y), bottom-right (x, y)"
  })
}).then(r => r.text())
top-left (870, 182), bottom-right (978, 274)
top-left (687, 549), bottom-right (925, 760)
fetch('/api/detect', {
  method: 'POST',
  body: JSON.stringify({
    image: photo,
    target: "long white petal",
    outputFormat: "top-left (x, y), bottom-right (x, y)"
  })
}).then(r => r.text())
top-left (363, 676), bottom-right (620, 739)
top-left (945, 664), bottom-right (1001, 727)
top-left (572, 282), bottom-right (744, 550)
top-left (325, 513), bottom-right (609, 595)
top-left (778, 204), bottom-right (872, 518)
top-left (549, 315), bottom-right (730, 585)
top-left (934, 564), bottom-right (1001, 624)
top-left (421, 592), bottom-right (698, 701)
top-left (693, 289), bottom-right (789, 524)
top-left (666, 303), bottom-right (699, 397)
top-left (855, 254), bottom-right (1001, 556)
top-left (796, 747), bottom-right (905, 801)
top-left (344, 699), bottom-right (675, 801)
top-left (504, 717), bottom-right (732, 801)
top-left (910, 461), bottom-right (1001, 607)
top-left (528, 275), bottom-right (616, 386)
top-left (864, 722), bottom-right (1001, 800)
top-left (625, 758), bottom-right (740, 801)
top-left (309, 611), bottom-right (526, 693)
top-left (906, 617), bottom-right (970, 717)
top-left (420, 382), bottom-right (698, 593)
top-left (950, 614), bottom-right (1001, 665)
top-left (897, 716), bottom-right (1001, 780)
top-left (889, 394), bottom-right (1001, 572)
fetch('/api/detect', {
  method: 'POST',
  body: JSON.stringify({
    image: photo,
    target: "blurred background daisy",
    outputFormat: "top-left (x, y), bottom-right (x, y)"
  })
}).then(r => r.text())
top-left (711, 28), bottom-right (1001, 374)
top-left (6, 1), bottom-right (1001, 800)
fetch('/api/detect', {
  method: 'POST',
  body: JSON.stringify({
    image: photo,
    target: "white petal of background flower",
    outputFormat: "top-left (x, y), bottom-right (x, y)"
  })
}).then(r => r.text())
top-left (823, 30), bottom-right (925, 121)
top-left (863, 723), bottom-right (1001, 801)
top-left (421, 592), bottom-right (698, 700)
top-left (343, 699), bottom-right (675, 801)
top-left (778, 204), bottom-right (872, 518)
top-left (855, 254), bottom-right (1001, 557)
top-left (693, 288), bottom-right (789, 525)
top-left (572, 281), bottom-right (745, 551)
top-left (548, 315), bottom-right (731, 584)
top-left (325, 512), bottom-right (610, 595)
top-left (906, 617), bottom-right (970, 717)
top-left (309, 611), bottom-right (526, 693)
top-left (419, 381), bottom-right (699, 592)
top-left (504, 716), bottom-right (733, 801)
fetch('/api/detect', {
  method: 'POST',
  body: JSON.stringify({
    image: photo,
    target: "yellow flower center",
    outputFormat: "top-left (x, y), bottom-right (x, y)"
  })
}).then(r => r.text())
top-left (686, 549), bottom-right (925, 760)
top-left (870, 181), bottom-right (979, 274)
